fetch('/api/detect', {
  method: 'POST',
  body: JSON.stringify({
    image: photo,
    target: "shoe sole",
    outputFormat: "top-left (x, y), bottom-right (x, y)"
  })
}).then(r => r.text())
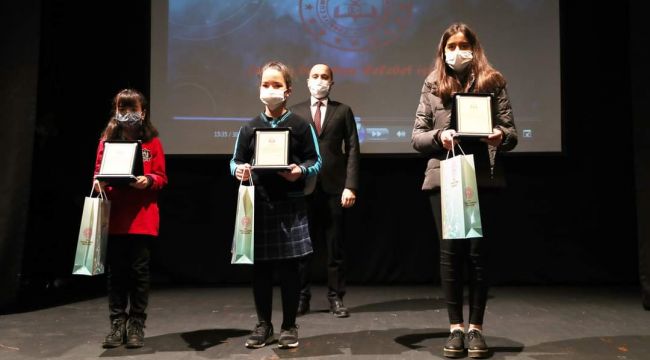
top-left (278, 341), bottom-right (299, 349)
top-left (245, 337), bottom-right (273, 349)
top-left (125, 343), bottom-right (144, 349)
top-left (102, 336), bottom-right (126, 349)
top-left (468, 348), bottom-right (489, 358)
top-left (331, 311), bottom-right (350, 318)
top-left (443, 348), bottom-right (465, 358)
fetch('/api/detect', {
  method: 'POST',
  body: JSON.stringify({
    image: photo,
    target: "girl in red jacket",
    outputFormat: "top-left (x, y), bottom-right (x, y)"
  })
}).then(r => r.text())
top-left (94, 89), bottom-right (167, 349)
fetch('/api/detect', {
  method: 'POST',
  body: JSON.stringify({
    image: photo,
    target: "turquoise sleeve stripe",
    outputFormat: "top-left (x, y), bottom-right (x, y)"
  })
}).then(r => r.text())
top-left (230, 127), bottom-right (242, 176)
top-left (304, 124), bottom-right (322, 178)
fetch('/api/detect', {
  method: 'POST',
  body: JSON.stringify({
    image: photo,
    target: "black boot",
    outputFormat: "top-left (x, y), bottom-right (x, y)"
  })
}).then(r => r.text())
top-left (297, 297), bottom-right (310, 316)
top-left (328, 297), bottom-right (350, 318)
top-left (443, 329), bottom-right (465, 358)
top-left (102, 316), bottom-right (127, 348)
top-left (467, 329), bottom-right (489, 358)
top-left (125, 316), bottom-right (145, 348)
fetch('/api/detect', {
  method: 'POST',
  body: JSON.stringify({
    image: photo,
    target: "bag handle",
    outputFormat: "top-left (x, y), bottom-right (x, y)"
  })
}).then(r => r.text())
top-left (239, 167), bottom-right (254, 187)
top-left (90, 180), bottom-right (108, 200)
top-left (445, 136), bottom-right (466, 159)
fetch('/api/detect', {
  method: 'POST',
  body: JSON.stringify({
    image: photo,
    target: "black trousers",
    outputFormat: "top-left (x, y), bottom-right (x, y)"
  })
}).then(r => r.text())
top-left (641, 225), bottom-right (650, 310)
top-left (430, 191), bottom-right (490, 325)
top-left (299, 185), bottom-right (345, 301)
top-left (107, 234), bottom-right (152, 321)
top-left (253, 258), bottom-right (300, 330)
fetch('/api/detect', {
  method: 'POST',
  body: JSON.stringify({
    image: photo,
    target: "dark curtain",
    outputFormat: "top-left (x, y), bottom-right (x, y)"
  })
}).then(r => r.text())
top-left (630, 0), bottom-right (650, 309)
top-left (17, 0), bottom-right (150, 307)
top-left (0, 1), bottom-right (41, 308)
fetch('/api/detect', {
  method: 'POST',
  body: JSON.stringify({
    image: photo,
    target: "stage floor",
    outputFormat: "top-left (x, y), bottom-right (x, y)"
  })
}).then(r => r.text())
top-left (1, 286), bottom-right (648, 359)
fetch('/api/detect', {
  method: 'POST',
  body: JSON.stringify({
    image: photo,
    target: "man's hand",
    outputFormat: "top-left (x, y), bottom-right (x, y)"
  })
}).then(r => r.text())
top-left (341, 188), bottom-right (356, 208)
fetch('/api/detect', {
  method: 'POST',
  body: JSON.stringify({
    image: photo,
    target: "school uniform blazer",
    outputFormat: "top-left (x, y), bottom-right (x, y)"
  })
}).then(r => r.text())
top-left (291, 99), bottom-right (360, 195)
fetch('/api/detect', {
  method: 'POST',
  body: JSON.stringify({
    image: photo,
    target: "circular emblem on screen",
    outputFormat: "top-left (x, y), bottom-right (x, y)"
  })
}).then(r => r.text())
top-left (299, 0), bottom-right (413, 51)
top-left (142, 149), bottom-right (152, 162)
top-left (170, 0), bottom-right (266, 41)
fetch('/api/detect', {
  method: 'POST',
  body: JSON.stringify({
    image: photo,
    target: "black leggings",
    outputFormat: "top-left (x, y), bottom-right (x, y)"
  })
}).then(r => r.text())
top-left (253, 258), bottom-right (300, 330)
top-left (106, 234), bottom-right (152, 321)
top-left (430, 191), bottom-right (489, 325)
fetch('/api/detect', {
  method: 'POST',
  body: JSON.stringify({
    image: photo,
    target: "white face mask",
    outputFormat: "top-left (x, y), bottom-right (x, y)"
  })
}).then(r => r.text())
top-left (308, 79), bottom-right (331, 99)
top-left (445, 49), bottom-right (473, 72)
top-left (260, 87), bottom-right (286, 110)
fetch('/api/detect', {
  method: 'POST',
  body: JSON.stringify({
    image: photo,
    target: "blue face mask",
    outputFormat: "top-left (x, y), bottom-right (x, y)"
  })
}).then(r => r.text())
top-left (116, 111), bottom-right (143, 126)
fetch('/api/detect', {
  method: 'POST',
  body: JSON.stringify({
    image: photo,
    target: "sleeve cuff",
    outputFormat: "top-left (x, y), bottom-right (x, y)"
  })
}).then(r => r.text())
top-left (145, 175), bottom-right (154, 188)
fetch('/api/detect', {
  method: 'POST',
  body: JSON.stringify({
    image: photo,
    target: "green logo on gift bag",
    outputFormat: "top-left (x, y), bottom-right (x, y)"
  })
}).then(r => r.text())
top-left (460, 154), bottom-right (482, 238)
top-left (232, 170), bottom-right (254, 264)
top-left (73, 182), bottom-right (110, 275)
top-left (441, 146), bottom-right (482, 239)
top-left (237, 190), bottom-right (253, 257)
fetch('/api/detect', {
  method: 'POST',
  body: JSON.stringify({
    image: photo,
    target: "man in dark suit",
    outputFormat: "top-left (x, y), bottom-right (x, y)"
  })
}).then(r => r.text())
top-left (290, 64), bottom-right (360, 318)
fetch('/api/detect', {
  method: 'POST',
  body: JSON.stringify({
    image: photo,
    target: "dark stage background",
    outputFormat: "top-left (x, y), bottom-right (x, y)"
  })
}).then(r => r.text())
top-left (1, 0), bottom-right (648, 309)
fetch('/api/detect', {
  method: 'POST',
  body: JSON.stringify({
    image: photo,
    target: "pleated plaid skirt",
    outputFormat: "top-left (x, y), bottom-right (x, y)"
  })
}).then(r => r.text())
top-left (254, 197), bottom-right (313, 261)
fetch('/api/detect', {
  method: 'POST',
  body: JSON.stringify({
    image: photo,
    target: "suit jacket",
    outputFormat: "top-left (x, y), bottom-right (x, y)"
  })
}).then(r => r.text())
top-left (291, 98), bottom-right (360, 195)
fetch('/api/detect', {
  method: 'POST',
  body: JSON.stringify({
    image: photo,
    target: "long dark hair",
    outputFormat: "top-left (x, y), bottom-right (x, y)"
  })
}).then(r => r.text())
top-left (101, 89), bottom-right (158, 141)
top-left (433, 23), bottom-right (506, 105)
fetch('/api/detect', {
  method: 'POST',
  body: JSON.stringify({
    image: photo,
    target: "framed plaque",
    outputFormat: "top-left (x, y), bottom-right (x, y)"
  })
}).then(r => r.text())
top-left (452, 93), bottom-right (495, 137)
top-left (94, 140), bottom-right (144, 184)
top-left (251, 128), bottom-right (291, 172)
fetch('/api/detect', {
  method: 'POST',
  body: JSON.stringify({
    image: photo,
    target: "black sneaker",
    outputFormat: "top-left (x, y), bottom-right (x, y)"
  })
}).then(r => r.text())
top-left (102, 316), bottom-right (127, 348)
top-left (443, 329), bottom-right (465, 358)
top-left (467, 329), bottom-right (489, 358)
top-left (125, 317), bottom-right (145, 349)
top-left (245, 322), bottom-right (273, 348)
top-left (278, 325), bottom-right (299, 349)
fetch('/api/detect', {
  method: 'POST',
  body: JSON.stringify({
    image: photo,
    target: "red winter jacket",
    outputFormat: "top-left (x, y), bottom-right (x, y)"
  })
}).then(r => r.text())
top-left (94, 137), bottom-right (167, 236)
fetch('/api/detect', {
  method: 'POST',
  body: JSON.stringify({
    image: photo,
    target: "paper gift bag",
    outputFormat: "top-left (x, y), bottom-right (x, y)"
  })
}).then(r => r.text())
top-left (73, 182), bottom-right (111, 275)
top-left (231, 170), bottom-right (254, 264)
top-left (440, 146), bottom-right (482, 239)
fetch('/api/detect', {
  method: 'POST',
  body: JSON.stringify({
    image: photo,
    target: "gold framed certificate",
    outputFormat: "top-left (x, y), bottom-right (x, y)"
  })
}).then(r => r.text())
top-left (452, 93), bottom-right (494, 137)
top-left (95, 140), bottom-right (143, 184)
top-left (252, 128), bottom-right (291, 171)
